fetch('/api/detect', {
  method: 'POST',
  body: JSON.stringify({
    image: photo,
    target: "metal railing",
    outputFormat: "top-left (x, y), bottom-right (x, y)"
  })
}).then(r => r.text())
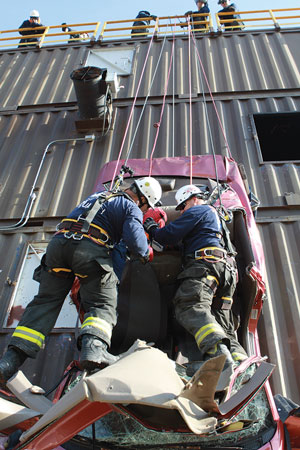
top-left (99, 14), bottom-right (212, 40)
top-left (0, 22), bottom-right (101, 49)
top-left (0, 8), bottom-right (299, 50)
top-left (216, 7), bottom-right (300, 31)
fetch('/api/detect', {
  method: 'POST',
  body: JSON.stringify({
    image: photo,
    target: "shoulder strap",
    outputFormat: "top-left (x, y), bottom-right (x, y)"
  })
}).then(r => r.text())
top-left (79, 191), bottom-right (133, 233)
top-left (215, 207), bottom-right (236, 256)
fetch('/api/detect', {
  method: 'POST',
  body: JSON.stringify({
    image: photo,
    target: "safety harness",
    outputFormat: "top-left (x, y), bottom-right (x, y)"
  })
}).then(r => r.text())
top-left (194, 206), bottom-right (237, 311)
top-left (55, 191), bottom-right (134, 248)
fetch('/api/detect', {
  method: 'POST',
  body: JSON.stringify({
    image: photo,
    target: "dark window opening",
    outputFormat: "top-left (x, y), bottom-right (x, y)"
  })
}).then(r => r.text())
top-left (253, 112), bottom-right (300, 162)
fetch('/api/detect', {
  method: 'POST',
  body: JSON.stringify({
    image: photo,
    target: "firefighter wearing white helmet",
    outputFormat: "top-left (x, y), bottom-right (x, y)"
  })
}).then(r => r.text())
top-left (0, 176), bottom-right (162, 385)
top-left (134, 176), bottom-right (162, 208)
top-left (175, 184), bottom-right (209, 210)
top-left (144, 183), bottom-right (247, 384)
top-left (18, 10), bottom-right (45, 48)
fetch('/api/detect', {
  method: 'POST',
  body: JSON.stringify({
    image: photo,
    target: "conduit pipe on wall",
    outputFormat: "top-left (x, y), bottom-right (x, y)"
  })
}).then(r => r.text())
top-left (0, 135), bottom-right (95, 231)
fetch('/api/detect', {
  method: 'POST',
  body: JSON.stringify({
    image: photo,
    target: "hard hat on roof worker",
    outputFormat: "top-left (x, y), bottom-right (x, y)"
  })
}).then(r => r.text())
top-left (195, 0), bottom-right (208, 3)
top-left (30, 10), bottom-right (40, 18)
top-left (134, 177), bottom-right (162, 209)
top-left (175, 184), bottom-right (209, 210)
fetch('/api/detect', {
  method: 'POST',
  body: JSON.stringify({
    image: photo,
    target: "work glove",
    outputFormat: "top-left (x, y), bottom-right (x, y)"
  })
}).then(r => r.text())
top-left (151, 15), bottom-right (157, 20)
top-left (143, 217), bottom-right (159, 239)
top-left (185, 10), bottom-right (193, 16)
top-left (143, 207), bottom-right (167, 229)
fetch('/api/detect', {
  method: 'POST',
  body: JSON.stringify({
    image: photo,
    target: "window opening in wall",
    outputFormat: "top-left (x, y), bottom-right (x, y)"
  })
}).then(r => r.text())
top-left (252, 112), bottom-right (300, 163)
top-left (4, 243), bottom-right (78, 329)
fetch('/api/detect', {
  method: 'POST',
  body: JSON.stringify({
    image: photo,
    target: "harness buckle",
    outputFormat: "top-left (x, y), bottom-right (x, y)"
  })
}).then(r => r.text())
top-left (64, 231), bottom-right (74, 239)
top-left (72, 233), bottom-right (84, 241)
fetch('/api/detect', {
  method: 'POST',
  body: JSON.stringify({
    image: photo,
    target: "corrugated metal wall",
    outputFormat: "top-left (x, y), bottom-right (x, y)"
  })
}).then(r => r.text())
top-left (0, 28), bottom-right (299, 401)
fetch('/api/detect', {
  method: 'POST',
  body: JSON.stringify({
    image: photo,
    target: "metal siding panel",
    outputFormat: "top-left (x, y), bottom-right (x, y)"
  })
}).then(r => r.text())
top-left (0, 30), bottom-right (299, 403)
top-left (258, 221), bottom-right (300, 403)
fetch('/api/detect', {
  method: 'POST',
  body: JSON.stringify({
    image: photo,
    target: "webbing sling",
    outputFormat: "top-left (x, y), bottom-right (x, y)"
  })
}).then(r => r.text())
top-left (77, 191), bottom-right (134, 233)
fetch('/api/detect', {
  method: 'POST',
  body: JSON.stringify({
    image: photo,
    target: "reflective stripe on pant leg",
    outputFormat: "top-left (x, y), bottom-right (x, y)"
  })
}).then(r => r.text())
top-left (81, 317), bottom-right (112, 341)
top-left (194, 322), bottom-right (225, 348)
top-left (12, 326), bottom-right (45, 348)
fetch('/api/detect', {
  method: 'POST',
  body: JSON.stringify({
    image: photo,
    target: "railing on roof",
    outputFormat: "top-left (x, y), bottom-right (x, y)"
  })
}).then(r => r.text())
top-left (0, 22), bottom-right (100, 49)
top-left (216, 8), bottom-right (300, 31)
top-left (0, 8), bottom-right (299, 50)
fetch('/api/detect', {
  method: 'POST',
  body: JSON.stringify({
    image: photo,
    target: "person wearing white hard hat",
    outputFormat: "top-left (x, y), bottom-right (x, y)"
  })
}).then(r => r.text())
top-left (144, 184), bottom-right (247, 383)
top-left (0, 177), bottom-right (162, 386)
top-left (18, 10), bottom-right (45, 48)
top-left (183, 0), bottom-right (210, 32)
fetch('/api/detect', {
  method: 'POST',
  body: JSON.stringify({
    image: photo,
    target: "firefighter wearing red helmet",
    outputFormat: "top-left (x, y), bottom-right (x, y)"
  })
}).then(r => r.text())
top-left (144, 184), bottom-right (247, 382)
top-left (0, 177), bottom-right (162, 385)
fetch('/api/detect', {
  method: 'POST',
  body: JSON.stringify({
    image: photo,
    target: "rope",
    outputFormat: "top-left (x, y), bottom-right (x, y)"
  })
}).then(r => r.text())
top-left (188, 18), bottom-right (193, 184)
top-left (190, 31), bottom-right (233, 160)
top-left (124, 33), bottom-right (168, 165)
top-left (109, 26), bottom-right (156, 190)
top-left (191, 29), bottom-right (223, 206)
top-left (148, 25), bottom-right (175, 176)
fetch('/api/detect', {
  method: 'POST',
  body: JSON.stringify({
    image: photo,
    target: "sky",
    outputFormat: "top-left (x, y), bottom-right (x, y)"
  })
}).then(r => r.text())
top-left (2, 0), bottom-right (300, 34)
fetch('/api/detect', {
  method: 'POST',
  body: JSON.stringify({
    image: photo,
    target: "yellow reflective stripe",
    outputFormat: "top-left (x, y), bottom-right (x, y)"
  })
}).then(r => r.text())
top-left (12, 326), bottom-right (45, 348)
top-left (194, 322), bottom-right (224, 347)
top-left (52, 268), bottom-right (72, 273)
top-left (199, 246), bottom-right (222, 252)
top-left (75, 273), bottom-right (88, 278)
top-left (207, 275), bottom-right (219, 285)
top-left (221, 296), bottom-right (232, 301)
top-left (232, 352), bottom-right (247, 361)
top-left (81, 317), bottom-right (112, 337)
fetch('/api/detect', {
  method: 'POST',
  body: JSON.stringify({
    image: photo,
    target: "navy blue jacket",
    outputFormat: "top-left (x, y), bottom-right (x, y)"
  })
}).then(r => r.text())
top-left (19, 19), bottom-right (45, 36)
top-left (152, 205), bottom-right (223, 256)
top-left (64, 192), bottom-right (149, 257)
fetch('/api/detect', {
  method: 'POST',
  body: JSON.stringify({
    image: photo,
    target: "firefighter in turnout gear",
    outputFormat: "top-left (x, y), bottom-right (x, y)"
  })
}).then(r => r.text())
top-left (144, 184), bottom-right (247, 378)
top-left (0, 177), bottom-right (162, 384)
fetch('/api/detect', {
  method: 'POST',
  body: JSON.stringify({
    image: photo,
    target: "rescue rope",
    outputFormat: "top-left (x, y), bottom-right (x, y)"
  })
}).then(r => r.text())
top-left (188, 18), bottom-right (193, 184)
top-left (109, 25), bottom-right (157, 190)
top-left (124, 33), bottom-right (168, 165)
top-left (191, 29), bottom-right (227, 206)
top-left (190, 31), bottom-right (233, 160)
top-left (148, 23), bottom-right (176, 176)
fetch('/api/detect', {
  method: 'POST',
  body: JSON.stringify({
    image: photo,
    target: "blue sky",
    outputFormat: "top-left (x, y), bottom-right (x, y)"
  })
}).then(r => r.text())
top-left (2, 0), bottom-right (300, 33)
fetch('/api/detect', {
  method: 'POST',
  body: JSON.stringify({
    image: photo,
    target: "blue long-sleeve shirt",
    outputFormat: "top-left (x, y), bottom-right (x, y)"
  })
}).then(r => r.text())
top-left (64, 192), bottom-right (149, 257)
top-left (152, 205), bottom-right (223, 256)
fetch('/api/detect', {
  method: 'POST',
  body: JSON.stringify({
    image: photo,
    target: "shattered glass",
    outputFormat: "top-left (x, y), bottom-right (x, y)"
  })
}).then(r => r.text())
top-left (75, 363), bottom-right (274, 449)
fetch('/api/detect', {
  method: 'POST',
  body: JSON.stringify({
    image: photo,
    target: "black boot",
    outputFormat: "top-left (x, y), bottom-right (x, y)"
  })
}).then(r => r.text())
top-left (0, 347), bottom-right (27, 387)
top-left (205, 342), bottom-right (236, 391)
top-left (80, 335), bottom-right (119, 372)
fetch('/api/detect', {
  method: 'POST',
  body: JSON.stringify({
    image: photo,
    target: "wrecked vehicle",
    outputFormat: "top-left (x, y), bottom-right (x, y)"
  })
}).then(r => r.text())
top-left (1, 155), bottom-right (299, 450)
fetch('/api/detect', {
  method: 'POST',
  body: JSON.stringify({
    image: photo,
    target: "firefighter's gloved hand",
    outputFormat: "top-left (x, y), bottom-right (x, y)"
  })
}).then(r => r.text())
top-left (151, 15), bottom-right (157, 20)
top-left (143, 207), bottom-right (167, 229)
top-left (143, 217), bottom-right (159, 238)
top-left (185, 10), bottom-right (193, 16)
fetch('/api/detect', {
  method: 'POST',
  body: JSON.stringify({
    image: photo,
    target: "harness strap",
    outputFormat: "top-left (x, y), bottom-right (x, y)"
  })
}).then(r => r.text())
top-left (55, 218), bottom-right (113, 248)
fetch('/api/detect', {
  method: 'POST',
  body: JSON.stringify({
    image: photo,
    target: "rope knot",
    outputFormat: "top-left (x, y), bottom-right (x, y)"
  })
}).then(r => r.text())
top-left (153, 122), bottom-right (160, 128)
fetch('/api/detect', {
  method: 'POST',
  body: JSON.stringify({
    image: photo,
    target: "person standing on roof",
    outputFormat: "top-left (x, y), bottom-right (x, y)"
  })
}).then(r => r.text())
top-left (217, 0), bottom-right (244, 31)
top-left (144, 184), bottom-right (247, 378)
top-left (131, 11), bottom-right (157, 38)
top-left (18, 10), bottom-right (46, 47)
top-left (184, 0), bottom-right (210, 32)
top-left (0, 177), bottom-right (162, 385)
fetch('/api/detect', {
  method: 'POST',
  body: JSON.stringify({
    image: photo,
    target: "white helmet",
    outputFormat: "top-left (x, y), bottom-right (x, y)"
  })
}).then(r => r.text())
top-left (175, 184), bottom-right (208, 210)
top-left (30, 10), bottom-right (40, 18)
top-left (135, 177), bottom-right (162, 208)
